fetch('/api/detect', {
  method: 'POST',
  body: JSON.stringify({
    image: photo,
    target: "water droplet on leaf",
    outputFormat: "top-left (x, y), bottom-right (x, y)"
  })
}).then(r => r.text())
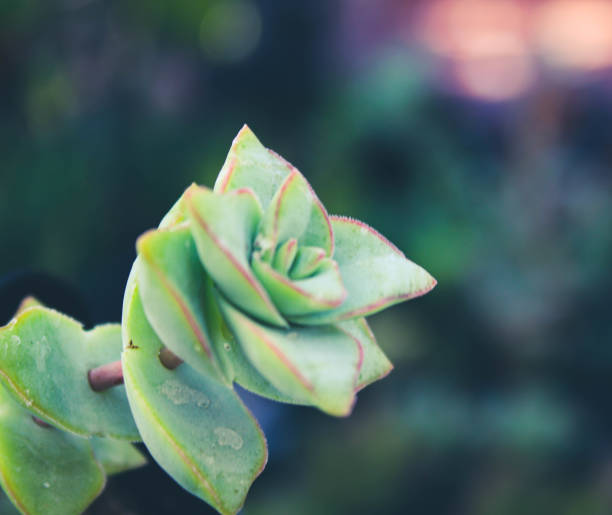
top-left (159, 379), bottom-right (210, 408)
top-left (214, 427), bottom-right (243, 450)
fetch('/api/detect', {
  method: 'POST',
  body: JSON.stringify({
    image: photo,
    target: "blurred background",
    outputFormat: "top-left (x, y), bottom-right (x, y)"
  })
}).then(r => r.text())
top-left (1, 0), bottom-right (612, 513)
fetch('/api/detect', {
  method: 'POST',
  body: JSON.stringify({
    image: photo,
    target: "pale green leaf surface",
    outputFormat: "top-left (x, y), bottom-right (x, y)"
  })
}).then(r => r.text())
top-left (90, 437), bottom-right (146, 476)
top-left (0, 385), bottom-right (105, 515)
top-left (0, 308), bottom-right (139, 440)
top-left (289, 246), bottom-right (326, 279)
top-left (218, 296), bottom-right (360, 417)
top-left (252, 255), bottom-right (346, 317)
top-left (213, 125), bottom-right (294, 209)
top-left (122, 286), bottom-right (267, 515)
top-left (272, 238), bottom-right (298, 275)
top-left (136, 224), bottom-right (225, 382)
top-left (185, 185), bottom-right (286, 327)
top-left (337, 318), bottom-right (393, 391)
top-left (202, 281), bottom-right (305, 405)
top-left (291, 216), bottom-right (437, 324)
top-left (259, 170), bottom-right (333, 256)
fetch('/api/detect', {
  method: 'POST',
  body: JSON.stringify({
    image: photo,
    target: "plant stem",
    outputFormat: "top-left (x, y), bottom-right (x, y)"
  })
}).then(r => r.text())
top-left (87, 347), bottom-right (183, 392)
top-left (88, 361), bottom-right (124, 392)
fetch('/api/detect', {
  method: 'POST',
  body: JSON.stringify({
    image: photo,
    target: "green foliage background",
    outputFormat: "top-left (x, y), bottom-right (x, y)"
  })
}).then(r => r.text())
top-left (1, 1), bottom-right (612, 513)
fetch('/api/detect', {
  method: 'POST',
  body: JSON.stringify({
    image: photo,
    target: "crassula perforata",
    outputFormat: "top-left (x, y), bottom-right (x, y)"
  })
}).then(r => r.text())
top-left (0, 126), bottom-right (435, 515)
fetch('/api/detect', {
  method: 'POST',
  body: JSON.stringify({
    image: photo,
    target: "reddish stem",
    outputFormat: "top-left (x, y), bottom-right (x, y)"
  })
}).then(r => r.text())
top-left (88, 361), bottom-right (124, 392)
top-left (87, 347), bottom-right (183, 392)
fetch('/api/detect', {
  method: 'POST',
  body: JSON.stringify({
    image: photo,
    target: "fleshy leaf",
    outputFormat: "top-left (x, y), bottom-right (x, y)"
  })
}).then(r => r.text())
top-left (337, 318), bottom-right (393, 391)
top-left (289, 246), bottom-right (327, 279)
top-left (0, 386), bottom-right (105, 515)
top-left (184, 185), bottom-right (286, 328)
top-left (0, 308), bottom-right (139, 440)
top-left (13, 296), bottom-right (43, 316)
top-left (259, 170), bottom-right (333, 256)
top-left (90, 437), bottom-right (147, 476)
top-left (202, 280), bottom-right (307, 405)
top-left (136, 225), bottom-right (225, 382)
top-left (214, 125), bottom-right (293, 209)
top-left (122, 284), bottom-right (267, 515)
top-left (218, 295), bottom-right (361, 417)
top-left (252, 254), bottom-right (346, 317)
top-left (158, 193), bottom-right (187, 229)
top-left (271, 238), bottom-right (298, 275)
top-left (290, 216), bottom-right (437, 324)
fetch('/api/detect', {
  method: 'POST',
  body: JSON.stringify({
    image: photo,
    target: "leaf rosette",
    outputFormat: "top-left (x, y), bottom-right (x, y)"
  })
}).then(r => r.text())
top-left (122, 126), bottom-right (436, 514)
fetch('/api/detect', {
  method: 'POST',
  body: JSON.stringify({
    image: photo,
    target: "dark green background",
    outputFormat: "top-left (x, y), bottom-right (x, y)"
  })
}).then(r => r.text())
top-left (1, 1), bottom-right (611, 514)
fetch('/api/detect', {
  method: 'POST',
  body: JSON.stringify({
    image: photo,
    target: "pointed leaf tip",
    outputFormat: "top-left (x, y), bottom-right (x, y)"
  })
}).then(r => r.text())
top-left (338, 318), bottom-right (393, 391)
top-left (14, 296), bottom-right (44, 317)
top-left (290, 216), bottom-right (436, 325)
top-left (218, 296), bottom-right (360, 417)
top-left (214, 126), bottom-right (296, 209)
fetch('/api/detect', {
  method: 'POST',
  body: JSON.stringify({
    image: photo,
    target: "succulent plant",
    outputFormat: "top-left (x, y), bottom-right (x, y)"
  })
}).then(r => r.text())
top-left (0, 126), bottom-right (435, 515)
top-left (123, 125), bottom-right (436, 513)
top-left (0, 297), bottom-right (145, 515)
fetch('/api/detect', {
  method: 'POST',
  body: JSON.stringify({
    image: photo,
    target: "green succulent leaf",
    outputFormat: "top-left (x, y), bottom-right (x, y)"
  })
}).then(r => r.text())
top-left (0, 308), bottom-right (139, 440)
top-left (0, 125), bottom-right (435, 515)
top-left (122, 284), bottom-right (267, 515)
top-left (135, 222), bottom-right (302, 404)
top-left (338, 318), bottom-right (393, 391)
top-left (218, 295), bottom-right (361, 416)
top-left (214, 125), bottom-right (294, 209)
top-left (0, 385), bottom-right (105, 515)
top-left (203, 280), bottom-right (307, 405)
top-left (90, 437), bottom-right (146, 476)
top-left (252, 253), bottom-right (346, 317)
top-left (13, 296), bottom-right (43, 316)
top-left (185, 185), bottom-right (287, 328)
top-left (289, 246), bottom-right (327, 279)
top-left (271, 238), bottom-right (298, 275)
top-left (136, 226), bottom-right (226, 382)
top-left (258, 169), bottom-right (333, 256)
top-left (290, 216), bottom-right (437, 325)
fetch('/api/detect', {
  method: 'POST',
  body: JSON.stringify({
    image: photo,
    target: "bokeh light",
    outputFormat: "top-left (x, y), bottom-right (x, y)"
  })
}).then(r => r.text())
top-left (416, 0), bottom-right (534, 101)
top-left (534, 0), bottom-right (612, 71)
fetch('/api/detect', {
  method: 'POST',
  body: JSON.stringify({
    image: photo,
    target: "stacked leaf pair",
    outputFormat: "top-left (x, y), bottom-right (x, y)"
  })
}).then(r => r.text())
top-left (0, 298), bottom-right (145, 515)
top-left (122, 126), bottom-right (436, 514)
